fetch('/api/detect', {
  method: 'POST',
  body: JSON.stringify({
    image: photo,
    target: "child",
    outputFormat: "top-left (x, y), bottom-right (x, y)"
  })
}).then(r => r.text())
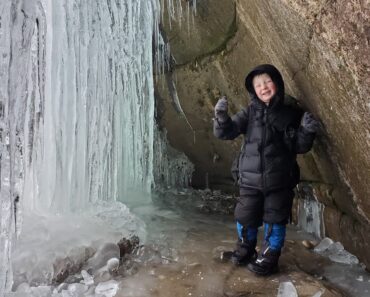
top-left (213, 64), bottom-right (319, 275)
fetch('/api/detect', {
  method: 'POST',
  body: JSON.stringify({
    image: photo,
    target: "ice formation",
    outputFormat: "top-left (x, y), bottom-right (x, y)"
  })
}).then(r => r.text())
top-left (296, 184), bottom-right (325, 239)
top-left (277, 281), bottom-right (298, 297)
top-left (0, 0), bottom-right (195, 295)
top-left (153, 125), bottom-right (194, 189)
top-left (314, 237), bottom-right (359, 265)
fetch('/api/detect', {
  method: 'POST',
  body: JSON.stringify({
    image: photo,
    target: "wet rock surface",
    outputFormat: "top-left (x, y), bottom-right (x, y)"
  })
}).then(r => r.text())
top-left (160, 0), bottom-right (236, 66)
top-left (52, 247), bottom-right (96, 285)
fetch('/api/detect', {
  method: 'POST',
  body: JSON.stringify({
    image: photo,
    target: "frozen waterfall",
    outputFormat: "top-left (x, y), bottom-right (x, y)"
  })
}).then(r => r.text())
top-left (0, 0), bottom-right (194, 294)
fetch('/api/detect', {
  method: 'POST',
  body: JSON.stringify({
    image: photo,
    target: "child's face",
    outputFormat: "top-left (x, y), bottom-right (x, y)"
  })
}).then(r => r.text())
top-left (252, 73), bottom-right (277, 104)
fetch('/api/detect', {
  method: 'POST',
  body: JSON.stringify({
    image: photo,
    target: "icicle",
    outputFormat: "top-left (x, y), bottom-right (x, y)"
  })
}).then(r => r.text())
top-left (166, 73), bottom-right (196, 143)
top-left (193, 0), bottom-right (197, 15)
top-left (187, 0), bottom-right (190, 36)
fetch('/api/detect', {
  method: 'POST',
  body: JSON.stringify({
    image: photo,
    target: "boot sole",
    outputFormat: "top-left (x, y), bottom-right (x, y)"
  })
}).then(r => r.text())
top-left (220, 251), bottom-right (247, 266)
top-left (221, 251), bottom-right (257, 266)
top-left (220, 251), bottom-right (233, 262)
top-left (247, 263), bottom-right (279, 276)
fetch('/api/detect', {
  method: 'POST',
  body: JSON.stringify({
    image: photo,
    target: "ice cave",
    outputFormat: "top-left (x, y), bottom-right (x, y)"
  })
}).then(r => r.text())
top-left (1, 0), bottom-right (370, 296)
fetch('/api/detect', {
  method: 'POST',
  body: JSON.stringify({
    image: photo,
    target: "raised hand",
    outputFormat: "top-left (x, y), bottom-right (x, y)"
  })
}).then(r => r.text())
top-left (215, 96), bottom-right (229, 123)
top-left (301, 112), bottom-right (320, 133)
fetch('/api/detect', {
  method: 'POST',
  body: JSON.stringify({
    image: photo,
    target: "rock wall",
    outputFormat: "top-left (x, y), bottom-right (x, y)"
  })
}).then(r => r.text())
top-left (155, 0), bottom-right (370, 267)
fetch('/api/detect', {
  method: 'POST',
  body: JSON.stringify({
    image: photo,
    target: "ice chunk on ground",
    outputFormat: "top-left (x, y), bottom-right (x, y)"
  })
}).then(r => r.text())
top-left (312, 290), bottom-right (324, 297)
top-left (314, 237), bottom-right (334, 253)
top-left (327, 242), bottom-right (359, 265)
top-left (81, 270), bottom-right (94, 286)
top-left (106, 258), bottom-right (120, 272)
top-left (311, 237), bottom-right (370, 297)
top-left (314, 238), bottom-right (359, 265)
top-left (12, 207), bottom-right (143, 287)
top-left (66, 283), bottom-right (88, 296)
top-left (322, 263), bottom-right (370, 297)
top-left (86, 243), bottom-right (120, 272)
top-left (95, 280), bottom-right (119, 297)
top-left (277, 281), bottom-right (298, 297)
top-left (93, 257), bottom-right (120, 283)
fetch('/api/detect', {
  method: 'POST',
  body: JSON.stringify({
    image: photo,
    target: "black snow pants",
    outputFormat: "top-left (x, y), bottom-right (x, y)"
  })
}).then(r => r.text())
top-left (234, 187), bottom-right (295, 228)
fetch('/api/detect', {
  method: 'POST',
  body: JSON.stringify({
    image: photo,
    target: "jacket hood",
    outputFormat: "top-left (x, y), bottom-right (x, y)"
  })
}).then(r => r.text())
top-left (245, 64), bottom-right (285, 108)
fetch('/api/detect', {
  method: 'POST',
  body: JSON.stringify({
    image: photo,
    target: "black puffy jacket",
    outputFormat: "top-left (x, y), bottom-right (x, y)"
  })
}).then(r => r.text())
top-left (214, 64), bottom-right (315, 191)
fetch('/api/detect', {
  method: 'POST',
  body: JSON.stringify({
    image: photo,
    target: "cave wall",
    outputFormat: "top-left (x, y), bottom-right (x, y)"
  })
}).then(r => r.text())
top-left (155, 0), bottom-right (370, 267)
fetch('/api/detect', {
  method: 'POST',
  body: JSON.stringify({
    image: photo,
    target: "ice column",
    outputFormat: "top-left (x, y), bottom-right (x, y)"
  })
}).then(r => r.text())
top-left (1, 0), bottom-right (46, 293)
top-left (296, 184), bottom-right (325, 239)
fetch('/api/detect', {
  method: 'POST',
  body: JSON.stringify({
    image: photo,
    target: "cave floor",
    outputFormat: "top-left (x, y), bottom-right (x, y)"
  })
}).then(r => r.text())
top-left (116, 194), bottom-right (359, 297)
top-left (8, 191), bottom-right (370, 297)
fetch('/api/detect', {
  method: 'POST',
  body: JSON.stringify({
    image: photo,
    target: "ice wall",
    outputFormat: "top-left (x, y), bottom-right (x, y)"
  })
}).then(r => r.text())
top-left (36, 0), bottom-right (157, 211)
top-left (0, 0), bottom-right (165, 293)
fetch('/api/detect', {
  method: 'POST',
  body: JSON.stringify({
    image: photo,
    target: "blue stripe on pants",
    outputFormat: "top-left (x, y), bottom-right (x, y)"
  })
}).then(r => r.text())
top-left (236, 221), bottom-right (258, 242)
top-left (264, 223), bottom-right (286, 250)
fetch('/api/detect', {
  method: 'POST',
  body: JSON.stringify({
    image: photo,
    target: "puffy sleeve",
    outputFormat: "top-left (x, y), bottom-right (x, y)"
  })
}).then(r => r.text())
top-left (294, 127), bottom-right (316, 153)
top-left (283, 110), bottom-right (316, 154)
top-left (213, 107), bottom-right (249, 140)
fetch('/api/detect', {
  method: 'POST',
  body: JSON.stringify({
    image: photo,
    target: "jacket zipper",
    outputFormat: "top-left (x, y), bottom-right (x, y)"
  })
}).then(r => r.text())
top-left (261, 108), bottom-right (267, 189)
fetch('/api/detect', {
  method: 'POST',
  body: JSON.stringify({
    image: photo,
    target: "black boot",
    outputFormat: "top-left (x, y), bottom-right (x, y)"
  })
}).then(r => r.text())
top-left (229, 239), bottom-right (257, 266)
top-left (247, 244), bottom-right (280, 275)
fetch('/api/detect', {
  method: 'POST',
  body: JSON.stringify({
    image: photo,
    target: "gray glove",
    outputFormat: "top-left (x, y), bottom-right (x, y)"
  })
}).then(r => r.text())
top-left (214, 96), bottom-right (229, 123)
top-left (301, 112), bottom-right (320, 133)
